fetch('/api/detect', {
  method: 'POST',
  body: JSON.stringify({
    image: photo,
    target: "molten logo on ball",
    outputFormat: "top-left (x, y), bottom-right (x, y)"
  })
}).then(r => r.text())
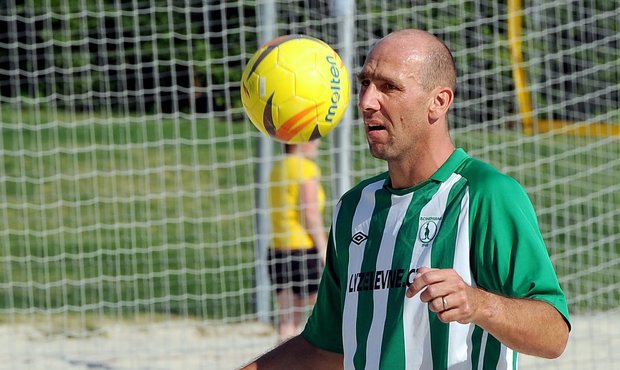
top-left (324, 54), bottom-right (343, 124)
top-left (241, 35), bottom-right (350, 143)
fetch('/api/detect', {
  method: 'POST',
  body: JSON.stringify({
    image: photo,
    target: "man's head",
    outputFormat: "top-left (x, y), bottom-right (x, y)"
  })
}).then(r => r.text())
top-left (406, 30), bottom-right (456, 94)
top-left (284, 139), bottom-right (320, 158)
top-left (357, 29), bottom-right (456, 163)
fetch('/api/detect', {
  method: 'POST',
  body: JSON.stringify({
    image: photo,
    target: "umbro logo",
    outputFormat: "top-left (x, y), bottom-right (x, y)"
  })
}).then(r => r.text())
top-left (351, 231), bottom-right (368, 245)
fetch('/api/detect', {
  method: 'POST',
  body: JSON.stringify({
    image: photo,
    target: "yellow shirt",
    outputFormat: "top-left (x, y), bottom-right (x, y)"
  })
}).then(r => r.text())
top-left (269, 155), bottom-right (326, 250)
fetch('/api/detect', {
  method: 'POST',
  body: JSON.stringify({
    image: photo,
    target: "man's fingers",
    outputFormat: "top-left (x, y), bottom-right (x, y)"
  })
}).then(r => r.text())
top-left (416, 266), bottom-right (432, 275)
top-left (426, 296), bottom-right (443, 313)
top-left (405, 266), bottom-right (435, 298)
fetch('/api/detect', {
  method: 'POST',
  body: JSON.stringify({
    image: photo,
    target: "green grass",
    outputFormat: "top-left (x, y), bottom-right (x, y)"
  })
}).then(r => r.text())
top-left (0, 107), bottom-right (259, 320)
top-left (1, 106), bottom-right (618, 320)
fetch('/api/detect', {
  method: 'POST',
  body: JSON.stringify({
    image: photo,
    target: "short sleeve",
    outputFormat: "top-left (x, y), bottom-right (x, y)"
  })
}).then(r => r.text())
top-left (469, 172), bottom-right (571, 328)
top-left (301, 227), bottom-right (345, 353)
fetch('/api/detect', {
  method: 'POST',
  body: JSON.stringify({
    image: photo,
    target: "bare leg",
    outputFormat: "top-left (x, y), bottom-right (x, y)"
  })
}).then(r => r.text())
top-left (276, 289), bottom-right (297, 341)
top-left (277, 290), bottom-right (318, 342)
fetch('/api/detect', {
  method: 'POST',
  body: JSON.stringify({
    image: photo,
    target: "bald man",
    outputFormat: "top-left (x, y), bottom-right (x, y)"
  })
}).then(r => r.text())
top-left (240, 29), bottom-right (569, 370)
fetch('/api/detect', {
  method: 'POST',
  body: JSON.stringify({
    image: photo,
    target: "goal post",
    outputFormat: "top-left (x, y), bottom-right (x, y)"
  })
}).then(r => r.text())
top-left (251, 0), bottom-right (357, 323)
top-left (253, 0), bottom-right (277, 326)
top-left (508, 0), bottom-right (620, 137)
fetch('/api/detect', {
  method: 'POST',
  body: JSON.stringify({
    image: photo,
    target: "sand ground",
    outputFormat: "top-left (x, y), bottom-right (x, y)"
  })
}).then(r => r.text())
top-left (0, 312), bottom-right (618, 370)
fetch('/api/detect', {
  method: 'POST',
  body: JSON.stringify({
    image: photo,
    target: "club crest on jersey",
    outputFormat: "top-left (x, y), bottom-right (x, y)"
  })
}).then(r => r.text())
top-left (418, 220), bottom-right (438, 244)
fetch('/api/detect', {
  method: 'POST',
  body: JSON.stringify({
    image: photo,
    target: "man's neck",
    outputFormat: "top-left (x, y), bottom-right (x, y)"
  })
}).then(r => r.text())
top-left (387, 142), bottom-right (455, 189)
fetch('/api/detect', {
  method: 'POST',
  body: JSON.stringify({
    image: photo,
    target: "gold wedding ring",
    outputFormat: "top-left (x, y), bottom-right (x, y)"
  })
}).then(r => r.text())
top-left (442, 297), bottom-right (448, 311)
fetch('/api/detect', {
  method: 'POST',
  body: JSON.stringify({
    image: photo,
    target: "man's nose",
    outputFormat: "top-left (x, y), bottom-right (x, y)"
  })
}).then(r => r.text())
top-left (358, 84), bottom-right (380, 112)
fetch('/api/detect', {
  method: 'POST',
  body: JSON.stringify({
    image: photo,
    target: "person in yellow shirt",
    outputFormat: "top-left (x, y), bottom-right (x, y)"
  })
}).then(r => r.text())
top-left (268, 139), bottom-right (327, 341)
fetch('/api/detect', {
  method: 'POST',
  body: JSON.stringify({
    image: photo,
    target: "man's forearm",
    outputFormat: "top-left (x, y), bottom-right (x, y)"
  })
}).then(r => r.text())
top-left (473, 289), bottom-right (569, 358)
top-left (239, 335), bottom-right (343, 370)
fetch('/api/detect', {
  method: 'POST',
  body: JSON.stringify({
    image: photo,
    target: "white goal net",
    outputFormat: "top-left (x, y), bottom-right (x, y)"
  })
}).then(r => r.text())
top-left (0, 1), bottom-right (618, 369)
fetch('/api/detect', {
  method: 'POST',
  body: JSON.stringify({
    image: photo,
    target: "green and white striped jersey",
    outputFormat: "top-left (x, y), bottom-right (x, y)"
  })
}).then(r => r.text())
top-left (302, 148), bottom-right (570, 370)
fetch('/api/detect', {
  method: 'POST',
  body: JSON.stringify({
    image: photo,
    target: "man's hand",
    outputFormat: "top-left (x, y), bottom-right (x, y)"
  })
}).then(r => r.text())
top-left (405, 266), bottom-right (569, 358)
top-left (406, 266), bottom-right (480, 324)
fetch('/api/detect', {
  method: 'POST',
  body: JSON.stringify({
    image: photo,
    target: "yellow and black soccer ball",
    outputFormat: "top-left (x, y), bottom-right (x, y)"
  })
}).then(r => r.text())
top-left (241, 35), bottom-right (350, 143)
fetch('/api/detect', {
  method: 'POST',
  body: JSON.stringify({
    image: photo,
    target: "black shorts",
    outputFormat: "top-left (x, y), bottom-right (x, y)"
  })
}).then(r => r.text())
top-left (268, 248), bottom-right (322, 296)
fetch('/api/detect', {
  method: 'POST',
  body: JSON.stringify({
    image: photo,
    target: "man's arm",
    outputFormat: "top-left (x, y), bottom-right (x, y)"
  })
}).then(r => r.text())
top-left (239, 334), bottom-right (343, 370)
top-left (467, 287), bottom-right (569, 358)
top-left (300, 178), bottom-right (327, 263)
top-left (407, 267), bottom-right (569, 359)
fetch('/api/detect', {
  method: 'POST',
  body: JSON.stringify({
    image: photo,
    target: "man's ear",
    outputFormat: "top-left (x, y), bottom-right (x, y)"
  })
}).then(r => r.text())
top-left (428, 87), bottom-right (454, 122)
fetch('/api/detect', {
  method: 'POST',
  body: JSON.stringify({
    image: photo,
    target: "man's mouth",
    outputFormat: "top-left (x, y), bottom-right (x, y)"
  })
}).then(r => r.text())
top-left (368, 125), bottom-right (386, 132)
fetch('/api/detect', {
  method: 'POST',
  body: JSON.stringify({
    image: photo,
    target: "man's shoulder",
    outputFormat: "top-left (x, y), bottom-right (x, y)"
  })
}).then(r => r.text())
top-left (457, 156), bottom-right (522, 193)
top-left (340, 171), bottom-right (389, 201)
top-left (454, 156), bottom-right (535, 213)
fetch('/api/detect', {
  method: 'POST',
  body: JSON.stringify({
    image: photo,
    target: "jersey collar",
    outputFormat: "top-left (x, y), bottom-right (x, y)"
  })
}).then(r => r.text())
top-left (430, 148), bottom-right (469, 182)
top-left (384, 148), bottom-right (469, 194)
